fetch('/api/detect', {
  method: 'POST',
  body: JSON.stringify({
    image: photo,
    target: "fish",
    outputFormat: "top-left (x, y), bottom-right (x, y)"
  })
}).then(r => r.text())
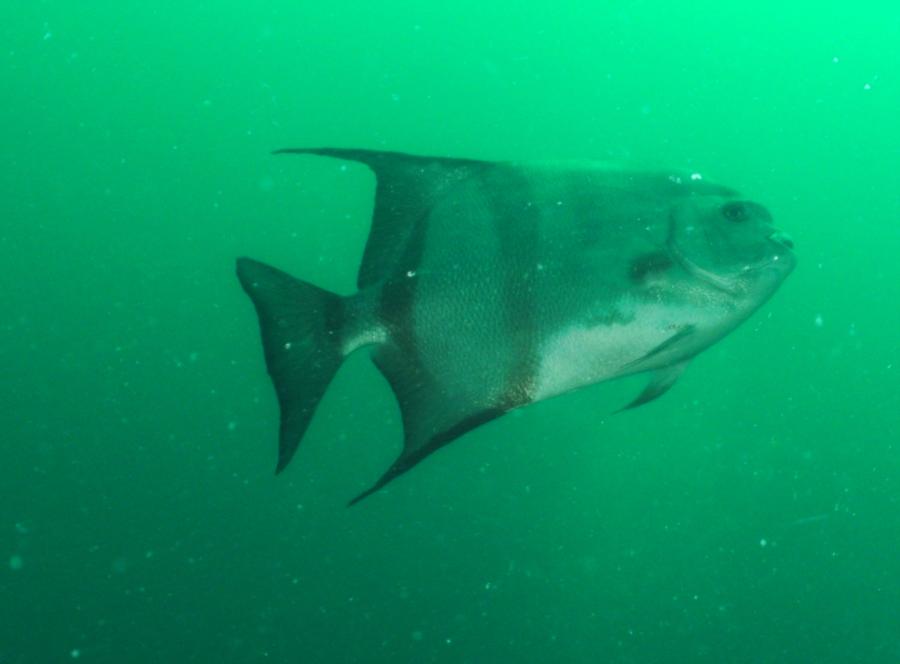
top-left (237, 148), bottom-right (796, 504)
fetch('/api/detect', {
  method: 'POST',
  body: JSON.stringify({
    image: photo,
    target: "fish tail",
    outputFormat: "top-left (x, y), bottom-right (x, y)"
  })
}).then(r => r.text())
top-left (236, 257), bottom-right (353, 474)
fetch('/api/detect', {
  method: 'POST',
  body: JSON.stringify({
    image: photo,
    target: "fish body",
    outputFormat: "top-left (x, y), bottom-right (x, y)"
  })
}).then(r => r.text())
top-left (237, 149), bottom-right (795, 504)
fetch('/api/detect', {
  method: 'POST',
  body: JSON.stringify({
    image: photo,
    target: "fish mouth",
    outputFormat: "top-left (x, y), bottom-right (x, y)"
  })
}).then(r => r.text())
top-left (759, 230), bottom-right (797, 274)
top-left (667, 240), bottom-right (741, 294)
top-left (669, 239), bottom-right (795, 294)
top-left (665, 217), bottom-right (740, 295)
top-left (665, 217), bottom-right (796, 294)
top-left (768, 230), bottom-right (794, 250)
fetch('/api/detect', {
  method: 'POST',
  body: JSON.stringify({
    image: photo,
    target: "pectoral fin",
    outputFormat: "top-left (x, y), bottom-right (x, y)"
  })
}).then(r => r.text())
top-left (619, 360), bottom-right (689, 411)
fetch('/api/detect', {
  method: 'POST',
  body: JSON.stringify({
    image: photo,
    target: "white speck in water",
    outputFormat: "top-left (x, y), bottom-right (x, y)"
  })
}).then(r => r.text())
top-left (863, 83), bottom-right (872, 91)
top-left (70, 649), bottom-right (80, 659)
top-left (406, 270), bottom-right (416, 278)
top-left (690, 172), bottom-right (702, 181)
top-left (227, 421), bottom-right (237, 432)
top-left (283, 342), bottom-right (292, 350)
top-left (9, 555), bottom-right (23, 571)
top-left (832, 56), bottom-right (839, 63)
top-left (759, 538), bottom-right (768, 547)
top-left (814, 314), bottom-right (824, 328)
top-left (189, 352), bottom-right (198, 363)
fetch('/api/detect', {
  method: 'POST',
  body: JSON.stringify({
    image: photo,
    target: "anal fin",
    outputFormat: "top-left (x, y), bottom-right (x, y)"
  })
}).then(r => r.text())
top-left (347, 345), bottom-right (513, 505)
top-left (347, 408), bottom-right (504, 506)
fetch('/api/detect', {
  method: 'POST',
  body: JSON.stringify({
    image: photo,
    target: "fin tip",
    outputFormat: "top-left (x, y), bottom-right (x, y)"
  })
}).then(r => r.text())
top-left (346, 488), bottom-right (375, 507)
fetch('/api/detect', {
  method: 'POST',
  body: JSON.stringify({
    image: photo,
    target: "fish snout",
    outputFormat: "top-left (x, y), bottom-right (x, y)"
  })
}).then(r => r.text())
top-left (763, 228), bottom-right (797, 275)
top-left (768, 230), bottom-right (794, 250)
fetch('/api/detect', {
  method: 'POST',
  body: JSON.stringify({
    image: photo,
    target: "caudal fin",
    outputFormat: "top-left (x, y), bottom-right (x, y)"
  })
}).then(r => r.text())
top-left (236, 257), bottom-right (346, 473)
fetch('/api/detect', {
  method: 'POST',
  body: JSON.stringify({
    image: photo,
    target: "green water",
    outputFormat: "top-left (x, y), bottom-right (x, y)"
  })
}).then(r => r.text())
top-left (3, 2), bottom-right (899, 662)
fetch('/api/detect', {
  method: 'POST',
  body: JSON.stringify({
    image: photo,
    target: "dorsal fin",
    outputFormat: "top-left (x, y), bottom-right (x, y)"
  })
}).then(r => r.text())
top-left (274, 148), bottom-right (488, 288)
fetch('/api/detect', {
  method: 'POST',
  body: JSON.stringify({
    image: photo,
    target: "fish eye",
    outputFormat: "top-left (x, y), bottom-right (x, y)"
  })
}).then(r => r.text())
top-left (720, 200), bottom-right (773, 224)
top-left (720, 201), bottom-right (749, 222)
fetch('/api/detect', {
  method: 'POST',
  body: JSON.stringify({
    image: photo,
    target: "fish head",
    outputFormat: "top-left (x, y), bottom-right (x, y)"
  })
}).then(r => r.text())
top-left (666, 194), bottom-right (796, 300)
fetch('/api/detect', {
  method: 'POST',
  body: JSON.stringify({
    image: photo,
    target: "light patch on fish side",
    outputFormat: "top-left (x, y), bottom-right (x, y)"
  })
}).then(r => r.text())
top-left (342, 324), bottom-right (388, 355)
top-left (533, 299), bottom-right (718, 401)
top-left (533, 321), bottom-right (660, 401)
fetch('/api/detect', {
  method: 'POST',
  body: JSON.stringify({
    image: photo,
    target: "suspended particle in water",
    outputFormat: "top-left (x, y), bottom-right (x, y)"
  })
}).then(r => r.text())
top-left (9, 555), bottom-right (23, 571)
top-left (814, 314), bottom-right (824, 328)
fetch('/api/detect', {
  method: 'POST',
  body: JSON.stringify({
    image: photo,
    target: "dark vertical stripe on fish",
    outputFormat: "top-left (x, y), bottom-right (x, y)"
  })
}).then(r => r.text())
top-left (324, 290), bottom-right (345, 348)
top-left (488, 168), bottom-right (540, 407)
top-left (378, 211), bottom-right (428, 360)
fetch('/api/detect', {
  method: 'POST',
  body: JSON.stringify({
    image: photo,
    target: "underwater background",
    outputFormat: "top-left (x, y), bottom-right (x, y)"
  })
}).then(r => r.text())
top-left (2, 2), bottom-right (899, 662)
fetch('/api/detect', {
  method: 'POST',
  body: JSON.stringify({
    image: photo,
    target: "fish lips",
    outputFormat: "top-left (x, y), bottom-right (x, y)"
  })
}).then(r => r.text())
top-left (667, 229), bottom-right (796, 295)
top-left (760, 230), bottom-right (797, 274)
top-left (729, 233), bottom-right (796, 299)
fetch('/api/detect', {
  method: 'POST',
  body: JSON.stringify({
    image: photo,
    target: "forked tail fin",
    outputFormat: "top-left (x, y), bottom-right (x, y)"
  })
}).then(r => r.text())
top-left (236, 257), bottom-right (347, 473)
